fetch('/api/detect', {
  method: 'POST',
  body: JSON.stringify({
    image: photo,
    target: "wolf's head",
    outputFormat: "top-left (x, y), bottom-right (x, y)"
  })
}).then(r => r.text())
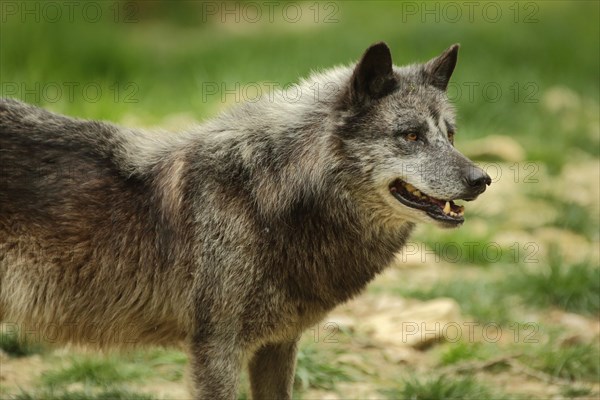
top-left (335, 42), bottom-right (490, 228)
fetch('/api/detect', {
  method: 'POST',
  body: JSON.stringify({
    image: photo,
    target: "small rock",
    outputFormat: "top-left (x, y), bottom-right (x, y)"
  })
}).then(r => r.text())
top-left (383, 346), bottom-right (421, 364)
top-left (325, 315), bottom-right (356, 333)
top-left (65, 383), bottom-right (86, 393)
top-left (336, 353), bottom-right (363, 365)
top-left (364, 298), bottom-right (463, 349)
top-left (542, 85), bottom-right (581, 113)
top-left (555, 160), bottom-right (600, 215)
top-left (302, 390), bottom-right (341, 400)
top-left (336, 382), bottom-right (381, 400)
top-left (553, 311), bottom-right (600, 341)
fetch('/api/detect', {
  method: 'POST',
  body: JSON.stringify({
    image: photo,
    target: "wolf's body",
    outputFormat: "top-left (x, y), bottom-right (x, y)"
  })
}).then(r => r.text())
top-left (0, 43), bottom-right (490, 399)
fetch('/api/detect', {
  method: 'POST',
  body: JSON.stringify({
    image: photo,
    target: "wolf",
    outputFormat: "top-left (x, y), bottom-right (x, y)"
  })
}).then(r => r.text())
top-left (0, 42), bottom-right (490, 399)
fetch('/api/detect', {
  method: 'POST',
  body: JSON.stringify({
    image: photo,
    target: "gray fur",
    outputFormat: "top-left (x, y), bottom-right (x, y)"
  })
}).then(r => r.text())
top-left (0, 43), bottom-right (489, 399)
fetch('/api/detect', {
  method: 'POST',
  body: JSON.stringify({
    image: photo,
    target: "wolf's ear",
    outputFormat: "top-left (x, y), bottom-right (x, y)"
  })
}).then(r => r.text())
top-left (423, 44), bottom-right (459, 91)
top-left (350, 42), bottom-right (396, 105)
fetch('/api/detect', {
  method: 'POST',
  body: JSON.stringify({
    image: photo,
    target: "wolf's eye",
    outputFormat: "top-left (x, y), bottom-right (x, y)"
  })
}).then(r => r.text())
top-left (406, 132), bottom-right (419, 141)
top-left (448, 131), bottom-right (455, 142)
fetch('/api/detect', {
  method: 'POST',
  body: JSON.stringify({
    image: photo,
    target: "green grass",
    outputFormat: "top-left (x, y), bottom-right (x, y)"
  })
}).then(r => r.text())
top-left (395, 248), bottom-right (599, 325)
top-left (511, 252), bottom-right (600, 315)
top-left (421, 232), bottom-right (517, 267)
top-left (381, 375), bottom-right (507, 400)
top-left (42, 355), bottom-right (154, 387)
top-left (394, 277), bottom-right (516, 325)
top-left (438, 341), bottom-right (491, 366)
top-left (554, 201), bottom-right (598, 238)
top-left (293, 344), bottom-right (354, 391)
top-left (0, 331), bottom-right (42, 357)
top-left (127, 348), bottom-right (187, 382)
top-left (522, 340), bottom-right (600, 382)
top-left (13, 389), bottom-right (155, 400)
top-left (530, 193), bottom-right (599, 238)
top-left (560, 385), bottom-right (594, 399)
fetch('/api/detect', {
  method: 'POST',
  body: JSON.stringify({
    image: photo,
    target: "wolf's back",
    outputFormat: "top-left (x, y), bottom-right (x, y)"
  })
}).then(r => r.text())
top-left (0, 98), bottom-right (136, 220)
top-left (0, 100), bottom-right (191, 346)
top-left (0, 98), bottom-right (126, 165)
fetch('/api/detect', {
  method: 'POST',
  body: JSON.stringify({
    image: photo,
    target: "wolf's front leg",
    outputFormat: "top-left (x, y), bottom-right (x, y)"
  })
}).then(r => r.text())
top-left (248, 339), bottom-right (299, 400)
top-left (189, 335), bottom-right (243, 400)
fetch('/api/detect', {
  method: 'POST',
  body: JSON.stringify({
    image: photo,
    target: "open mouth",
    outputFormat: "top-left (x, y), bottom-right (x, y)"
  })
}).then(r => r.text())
top-left (389, 179), bottom-right (465, 225)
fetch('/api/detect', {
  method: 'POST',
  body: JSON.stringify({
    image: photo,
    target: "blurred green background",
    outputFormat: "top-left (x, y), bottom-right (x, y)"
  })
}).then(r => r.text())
top-left (1, 0), bottom-right (598, 171)
top-left (1, 1), bottom-right (599, 399)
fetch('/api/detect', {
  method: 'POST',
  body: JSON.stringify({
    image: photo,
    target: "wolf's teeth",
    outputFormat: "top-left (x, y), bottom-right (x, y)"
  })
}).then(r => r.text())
top-left (405, 183), bottom-right (416, 192)
top-left (443, 201), bottom-right (451, 214)
top-left (413, 190), bottom-right (421, 197)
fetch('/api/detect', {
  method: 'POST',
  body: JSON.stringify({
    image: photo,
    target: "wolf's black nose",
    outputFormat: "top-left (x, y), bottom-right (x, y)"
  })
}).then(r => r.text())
top-left (463, 166), bottom-right (491, 193)
top-left (466, 169), bottom-right (492, 187)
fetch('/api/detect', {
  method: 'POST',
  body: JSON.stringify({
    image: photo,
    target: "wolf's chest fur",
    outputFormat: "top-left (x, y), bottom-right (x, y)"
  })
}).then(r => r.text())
top-left (172, 133), bottom-right (416, 345)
